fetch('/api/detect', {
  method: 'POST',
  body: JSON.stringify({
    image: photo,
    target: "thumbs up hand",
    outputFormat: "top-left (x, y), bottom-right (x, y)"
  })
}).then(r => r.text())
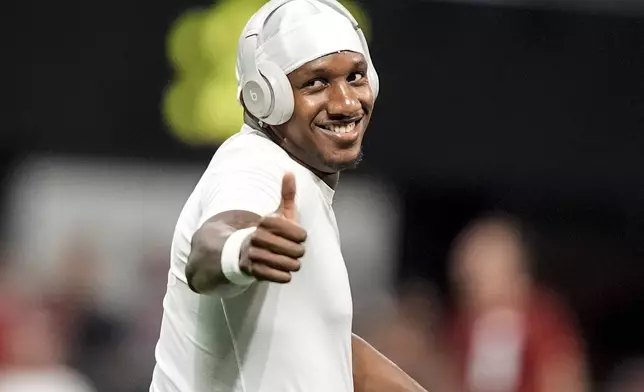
top-left (239, 173), bottom-right (308, 283)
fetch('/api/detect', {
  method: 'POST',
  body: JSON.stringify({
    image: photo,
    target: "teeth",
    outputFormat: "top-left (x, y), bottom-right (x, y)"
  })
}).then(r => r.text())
top-left (326, 122), bottom-right (356, 134)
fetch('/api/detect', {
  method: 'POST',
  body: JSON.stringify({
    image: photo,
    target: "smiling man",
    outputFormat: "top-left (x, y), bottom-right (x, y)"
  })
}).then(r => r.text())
top-left (150, 1), bottom-right (427, 392)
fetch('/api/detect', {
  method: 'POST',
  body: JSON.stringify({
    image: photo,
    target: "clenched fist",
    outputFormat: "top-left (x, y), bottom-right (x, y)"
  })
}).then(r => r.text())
top-left (240, 172), bottom-right (308, 283)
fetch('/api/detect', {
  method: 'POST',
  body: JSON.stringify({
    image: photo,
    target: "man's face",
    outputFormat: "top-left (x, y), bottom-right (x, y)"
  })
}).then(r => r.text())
top-left (273, 51), bottom-right (375, 173)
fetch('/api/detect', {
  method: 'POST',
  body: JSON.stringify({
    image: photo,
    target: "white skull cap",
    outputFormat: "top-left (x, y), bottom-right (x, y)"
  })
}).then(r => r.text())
top-left (236, 0), bottom-right (365, 99)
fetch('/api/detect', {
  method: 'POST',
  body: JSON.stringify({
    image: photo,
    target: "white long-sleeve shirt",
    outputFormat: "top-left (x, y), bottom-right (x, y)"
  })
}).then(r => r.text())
top-left (150, 125), bottom-right (354, 392)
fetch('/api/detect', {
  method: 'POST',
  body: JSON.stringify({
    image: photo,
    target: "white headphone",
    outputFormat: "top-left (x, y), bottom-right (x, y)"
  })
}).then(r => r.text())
top-left (240, 0), bottom-right (380, 126)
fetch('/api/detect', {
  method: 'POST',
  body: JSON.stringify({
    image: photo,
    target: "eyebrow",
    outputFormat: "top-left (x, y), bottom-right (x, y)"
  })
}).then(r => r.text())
top-left (303, 58), bottom-right (368, 77)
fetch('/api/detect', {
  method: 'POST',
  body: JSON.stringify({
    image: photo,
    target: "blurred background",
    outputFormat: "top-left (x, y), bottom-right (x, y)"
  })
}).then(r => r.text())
top-left (3, 0), bottom-right (644, 391)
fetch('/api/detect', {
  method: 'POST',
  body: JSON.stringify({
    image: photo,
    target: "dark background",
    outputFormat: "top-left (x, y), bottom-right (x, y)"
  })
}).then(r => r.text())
top-left (5, 0), bottom-right (644, 385)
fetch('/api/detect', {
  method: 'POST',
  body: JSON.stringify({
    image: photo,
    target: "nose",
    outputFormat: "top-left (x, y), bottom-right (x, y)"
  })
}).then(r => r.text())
top-left (326, 82), bottom-right (361, 118)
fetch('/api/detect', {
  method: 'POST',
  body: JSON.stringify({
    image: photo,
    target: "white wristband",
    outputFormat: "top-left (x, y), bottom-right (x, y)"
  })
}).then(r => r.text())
top-left (221, 227), bottom-right (257, 286)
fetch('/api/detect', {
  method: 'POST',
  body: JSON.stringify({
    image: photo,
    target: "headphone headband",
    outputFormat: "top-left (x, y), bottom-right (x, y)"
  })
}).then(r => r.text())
top-left (245, 0), bottom-right (359, 37)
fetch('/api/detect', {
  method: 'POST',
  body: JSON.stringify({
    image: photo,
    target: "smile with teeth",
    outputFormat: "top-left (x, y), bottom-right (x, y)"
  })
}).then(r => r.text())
top-left (318, 120), bottom-right (360, 134)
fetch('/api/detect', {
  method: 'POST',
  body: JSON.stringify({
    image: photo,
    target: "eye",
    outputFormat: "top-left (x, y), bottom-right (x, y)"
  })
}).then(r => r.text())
top-left (303, 78), bottom-right (327, 89)
top-left (348, 72), bottom-right (366, 83)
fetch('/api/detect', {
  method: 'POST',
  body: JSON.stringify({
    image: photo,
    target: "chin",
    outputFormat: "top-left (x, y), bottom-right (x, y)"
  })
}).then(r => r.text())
top-left (324, 149), bottom-right (364, 172)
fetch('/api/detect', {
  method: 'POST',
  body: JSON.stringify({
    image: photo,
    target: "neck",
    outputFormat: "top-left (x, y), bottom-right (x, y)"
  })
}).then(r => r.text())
top-left (256, 126), bottom-right (340, 190)
top-left (320, 171), bottom-right (340, 189)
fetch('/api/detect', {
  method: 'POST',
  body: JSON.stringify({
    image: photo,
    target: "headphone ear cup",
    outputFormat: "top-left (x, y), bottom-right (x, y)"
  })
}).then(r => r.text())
top-left (257, 61), bottom-right (294, 125)
top-left (354, 29), bottom-right (379, 100)
top-left (368, 66), bottom-right (379, 100)
top-left (241, 73), bottom-right (273, 120)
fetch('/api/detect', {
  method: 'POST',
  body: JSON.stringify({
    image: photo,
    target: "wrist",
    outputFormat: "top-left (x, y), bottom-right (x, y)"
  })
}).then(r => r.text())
top-left (221, 227), bottom-right (257, 285)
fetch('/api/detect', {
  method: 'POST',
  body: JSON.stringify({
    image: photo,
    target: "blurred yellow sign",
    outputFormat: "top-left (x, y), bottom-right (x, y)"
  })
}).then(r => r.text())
top-left (163, 0), bottom-right (371, 146)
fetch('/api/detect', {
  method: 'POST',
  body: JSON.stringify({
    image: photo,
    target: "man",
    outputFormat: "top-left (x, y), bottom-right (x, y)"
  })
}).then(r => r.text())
top-left (0, 272), bottom-right (95, 392)
top-left (150, 1), bottom-right (427, 391)
top-left (442, 214), bottom-right (588, 392)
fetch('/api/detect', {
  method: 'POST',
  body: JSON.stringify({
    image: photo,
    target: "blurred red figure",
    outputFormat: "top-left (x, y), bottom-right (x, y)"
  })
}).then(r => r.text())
top-left (442, 214), bottom-right (588, 392)
top-left (0, 251), bottom-right (96, 392)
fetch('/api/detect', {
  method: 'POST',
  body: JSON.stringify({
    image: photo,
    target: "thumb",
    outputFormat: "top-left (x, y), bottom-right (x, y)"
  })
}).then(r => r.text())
top-left (278, 172), bottom-right (297, 220)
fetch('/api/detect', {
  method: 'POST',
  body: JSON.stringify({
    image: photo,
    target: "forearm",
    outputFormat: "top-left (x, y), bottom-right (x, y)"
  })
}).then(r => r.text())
top-left (352, 334), bottom-right (428, 392)
top-left (185, 210), bottom-right (260, 294)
